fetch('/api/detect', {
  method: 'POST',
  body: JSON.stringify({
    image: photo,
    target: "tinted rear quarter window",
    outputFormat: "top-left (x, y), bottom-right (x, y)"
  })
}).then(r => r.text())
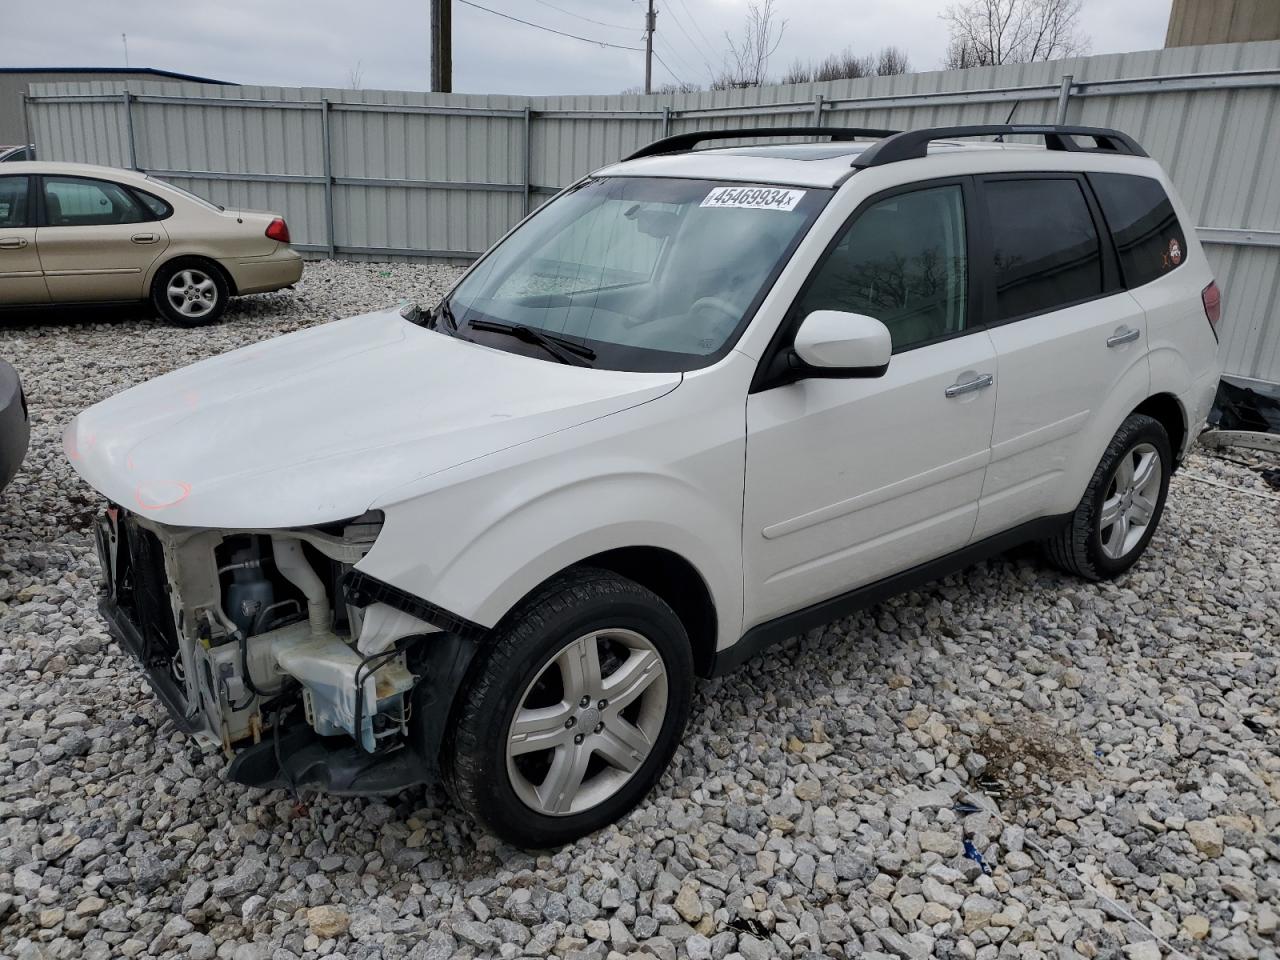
top-left (983, 177), bottom-right (1103, 322)
top-left (1090, 172), bottom-right (1187, 288)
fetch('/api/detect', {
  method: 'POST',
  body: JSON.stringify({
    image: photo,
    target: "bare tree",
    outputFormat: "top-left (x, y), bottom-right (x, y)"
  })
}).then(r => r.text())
top-left (717, 0), bottom-right (787, 88)
top-left (814, 50), bottom-right (875, 83)
top-left (943, 37), bottom-right (983, 69)
top-left (780, 58), bottom-right (813, 86)
top-left (942, 0), bottom-right (1088, 67)
top-left (620, 81), bottom-right (702, 95)
top-left (346, 60), bottom-right (365, 89)
top-left (874, 46), bottom-right (911, 76)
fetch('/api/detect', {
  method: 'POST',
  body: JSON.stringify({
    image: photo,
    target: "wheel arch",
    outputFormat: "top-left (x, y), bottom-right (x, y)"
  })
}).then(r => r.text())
top-left (566, 546), bottom-right (718, 678)
top-left (1132, 392), bottom-right (1187, 464)
top-left (147, 252), bottom-right (237, 297)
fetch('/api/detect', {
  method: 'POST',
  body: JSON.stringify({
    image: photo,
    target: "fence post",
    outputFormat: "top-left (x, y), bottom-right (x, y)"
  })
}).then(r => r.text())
top-left (812, 93), bottom-right (824, 127)
top-left (122, 89), bottom-right (137, 169)
top-left (20, 93), bottom-right (32, 155)
top-left (1055, 74), bottom-right (1074, 124)
top-left (522, 105), bottom-right (533, 216)
top-left (662, 104), bottom-right (671, 137)
top-left (320, 98), bottom-right (336, 257)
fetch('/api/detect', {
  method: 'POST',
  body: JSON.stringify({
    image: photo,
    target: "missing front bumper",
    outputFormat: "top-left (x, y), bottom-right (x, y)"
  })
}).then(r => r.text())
top-left (226, 722), bottom-right (432, 796)
top-left (99, 596), bottom-right (203, 736)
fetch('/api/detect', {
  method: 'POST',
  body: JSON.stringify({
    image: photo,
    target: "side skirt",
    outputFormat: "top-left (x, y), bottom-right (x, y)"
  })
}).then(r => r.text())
top-left (711, 513), bottom-right (1072, 677)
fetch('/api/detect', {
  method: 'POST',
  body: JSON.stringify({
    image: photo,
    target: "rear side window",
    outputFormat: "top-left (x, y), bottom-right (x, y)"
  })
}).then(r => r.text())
top-left (983, 178), bottom-right (1103, 322)
top-left (797, 184), bottom-right (968, 351)
top-left (1090, 172), bottom-right (1187, 288)
top-left (0, 176), bottom-right (29, 227)
top-left (43, 176), bottom-right (148, 227)
top-left (135, 189), bottom-right (173, 219)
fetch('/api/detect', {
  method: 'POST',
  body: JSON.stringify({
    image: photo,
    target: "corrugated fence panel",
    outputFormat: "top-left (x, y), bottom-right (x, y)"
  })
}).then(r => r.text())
top-left (26, 39), bottom-right (1280, 381)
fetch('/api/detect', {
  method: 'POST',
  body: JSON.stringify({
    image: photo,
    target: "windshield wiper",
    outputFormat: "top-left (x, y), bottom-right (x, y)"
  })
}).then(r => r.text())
top-left (431, 298), bottom-right (458, 333)
top-left (467, 319), bottom-right (596, 366)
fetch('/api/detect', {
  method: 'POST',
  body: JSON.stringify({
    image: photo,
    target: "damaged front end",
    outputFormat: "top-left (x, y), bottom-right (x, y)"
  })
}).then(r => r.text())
top-left (95, 507), bottom-right (478, 795)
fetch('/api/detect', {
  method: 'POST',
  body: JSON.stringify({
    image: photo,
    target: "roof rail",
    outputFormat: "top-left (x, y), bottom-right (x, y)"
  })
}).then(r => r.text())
top-left (624, 126), bottom-right (901, 161)
top-left (851, 124), bottom-right (1147, 167)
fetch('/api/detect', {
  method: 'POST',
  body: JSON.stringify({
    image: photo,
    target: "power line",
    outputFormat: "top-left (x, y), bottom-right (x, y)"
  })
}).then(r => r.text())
top-left (661, 1), bottom-right (717, 80)
top-left (530, 0), bottom-right (635, 31)
top-left (655, 35), bottom-right (698, 84)
top-left (651, 48), bottom-right (686, 87)
top-left (671, 0), bottom-right (720, 64)
top-left (456, 0), bottom-right (645, 51)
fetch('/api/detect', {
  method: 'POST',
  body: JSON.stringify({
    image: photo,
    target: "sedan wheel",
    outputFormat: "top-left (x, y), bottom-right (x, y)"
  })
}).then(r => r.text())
top-left (166, 268), bottom-right (219, 320)
top-left (506, 628), bottom-right (668, 816)
top-left (152, 260), bottom-right (230, 326)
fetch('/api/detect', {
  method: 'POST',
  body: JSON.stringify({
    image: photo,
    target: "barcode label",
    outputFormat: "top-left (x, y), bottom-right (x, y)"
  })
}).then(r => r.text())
top-left (700, 186), bottom-right (805, 211)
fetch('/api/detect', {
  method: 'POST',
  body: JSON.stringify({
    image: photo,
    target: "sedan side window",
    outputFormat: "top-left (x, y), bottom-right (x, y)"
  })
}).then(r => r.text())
top-left (43, 177), bottom-right (148, 227)
top-left (797, 184), bottom-right (968, 352)
top-left (0, 176), bottom-right (30, 228)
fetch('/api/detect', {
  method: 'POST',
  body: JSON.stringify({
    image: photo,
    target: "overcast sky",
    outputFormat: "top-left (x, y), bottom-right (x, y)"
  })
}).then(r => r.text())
top-left (8, 0), bottom-right (1173, 94)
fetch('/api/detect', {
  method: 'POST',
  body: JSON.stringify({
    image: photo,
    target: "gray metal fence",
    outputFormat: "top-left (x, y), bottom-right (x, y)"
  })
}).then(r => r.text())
top-left (24, 39), bottom-right (1280, 384)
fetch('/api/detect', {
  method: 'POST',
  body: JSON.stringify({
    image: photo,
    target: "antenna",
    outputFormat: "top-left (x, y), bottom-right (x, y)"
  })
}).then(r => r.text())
top-left (122, 33), bottom-right (130, 68)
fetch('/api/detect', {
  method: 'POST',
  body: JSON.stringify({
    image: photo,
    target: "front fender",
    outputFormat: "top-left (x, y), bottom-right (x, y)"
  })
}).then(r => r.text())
top-left (356, 362), bottom-right (752, 652)
top-left (360, 469), bottom-right (744, 652)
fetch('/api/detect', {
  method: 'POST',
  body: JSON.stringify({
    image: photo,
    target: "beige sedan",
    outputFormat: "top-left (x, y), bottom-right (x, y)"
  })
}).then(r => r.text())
top-left (0, 161), bottom-right (303, 325)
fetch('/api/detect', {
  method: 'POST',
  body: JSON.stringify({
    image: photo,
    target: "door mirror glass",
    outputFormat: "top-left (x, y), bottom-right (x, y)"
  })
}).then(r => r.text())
top-left (792, 310), bottom-right (891, 376)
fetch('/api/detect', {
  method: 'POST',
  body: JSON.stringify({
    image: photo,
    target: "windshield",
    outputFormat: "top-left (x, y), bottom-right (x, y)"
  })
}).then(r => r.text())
top-left (441, 177), bottom-right (830, 372)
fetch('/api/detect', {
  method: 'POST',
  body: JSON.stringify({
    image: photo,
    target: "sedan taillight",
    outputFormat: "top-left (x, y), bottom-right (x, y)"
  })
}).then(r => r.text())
top-left (265, 217), bottom-right (291, 244)
top-left (1201, 280), bottom-right (1221, 340)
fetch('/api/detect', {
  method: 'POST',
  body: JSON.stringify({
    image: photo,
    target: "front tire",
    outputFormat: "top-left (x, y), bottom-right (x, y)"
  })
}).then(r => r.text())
top-left (1044, 413), bottom-right (1172, 581)
top-left (441, 568), bottom-right (693, 848)
top-left (151, 259), bottom-right (229, 326)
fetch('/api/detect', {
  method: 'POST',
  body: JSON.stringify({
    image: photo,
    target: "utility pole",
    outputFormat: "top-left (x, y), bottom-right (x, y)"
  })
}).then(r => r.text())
top-left (431, 0), bottom-right (452, 93)
top-left (122, 33), bottom-right (130, 68)
top-left (644, 0), bottom-right (656, 94)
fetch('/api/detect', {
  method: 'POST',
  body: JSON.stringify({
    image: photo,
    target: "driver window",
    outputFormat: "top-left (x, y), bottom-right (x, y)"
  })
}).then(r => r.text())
top-left (43, 177), bottom-right (148, 227)
top-left (797, 184), bottom-right (967, 352)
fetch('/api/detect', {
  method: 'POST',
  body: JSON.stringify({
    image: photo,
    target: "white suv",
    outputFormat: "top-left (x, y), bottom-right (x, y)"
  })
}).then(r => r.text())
top-left (67, 125), bottom-right (1222, 847)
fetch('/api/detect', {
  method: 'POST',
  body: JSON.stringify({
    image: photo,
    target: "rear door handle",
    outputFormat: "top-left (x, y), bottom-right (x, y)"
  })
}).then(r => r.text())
top-left (131, 232), bottom-right (159, 244)
top-left (1107, 327), bottom-right (1141, 348)
top-left (0, 237), bottom-right (27, 249)
top-left (945, 373), bottom-right (994, 398)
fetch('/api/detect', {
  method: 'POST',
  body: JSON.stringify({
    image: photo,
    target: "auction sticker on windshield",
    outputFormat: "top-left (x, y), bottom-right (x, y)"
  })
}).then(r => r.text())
top-left (700, 186), bottom-right (805, 211)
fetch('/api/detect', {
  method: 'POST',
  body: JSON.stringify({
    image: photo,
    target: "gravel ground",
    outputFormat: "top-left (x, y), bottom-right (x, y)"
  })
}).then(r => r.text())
top-left (1, 260), bottom-right (1277, 960)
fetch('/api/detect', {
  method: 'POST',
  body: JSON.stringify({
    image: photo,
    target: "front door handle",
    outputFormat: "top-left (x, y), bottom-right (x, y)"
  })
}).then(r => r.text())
top-left (945, 373), bottom-right (994, 398)
top-left (0, 237), bottom-right (27, 249)
top-left (131, 232), bottom-right (159, 244)
top-left (1107, 326), bottom-right (1141, 348)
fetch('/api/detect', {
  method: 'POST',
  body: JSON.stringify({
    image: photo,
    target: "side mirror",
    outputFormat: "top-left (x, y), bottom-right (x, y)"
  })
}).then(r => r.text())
top-left (790, 310), bottom-right (891, 378)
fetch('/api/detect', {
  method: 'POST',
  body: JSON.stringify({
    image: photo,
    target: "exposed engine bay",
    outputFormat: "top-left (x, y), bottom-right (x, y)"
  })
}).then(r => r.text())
top-left (94, 507), bottom-right (473, 794)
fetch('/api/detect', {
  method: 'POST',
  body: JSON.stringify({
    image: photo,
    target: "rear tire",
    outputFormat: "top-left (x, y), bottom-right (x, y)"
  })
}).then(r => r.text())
top-left (1043, 413), bottom-right (1171, 581)
top-left (441, 567), bottom-right (693, 848)
top-left (151, 259), bottom-right (230, 326)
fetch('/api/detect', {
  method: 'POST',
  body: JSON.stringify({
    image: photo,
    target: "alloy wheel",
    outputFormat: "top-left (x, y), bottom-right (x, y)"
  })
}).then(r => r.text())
top-left (166, 268), bottom-right (218, 319)
top-left (505, 628), bottom-right (668, 816)
top-left (1099, 441), bottom-right (1162, 560)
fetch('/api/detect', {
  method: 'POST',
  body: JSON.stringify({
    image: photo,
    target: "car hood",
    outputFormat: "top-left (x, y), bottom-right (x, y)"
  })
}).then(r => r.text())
top-left (65, 307), bottom-right (680, 528)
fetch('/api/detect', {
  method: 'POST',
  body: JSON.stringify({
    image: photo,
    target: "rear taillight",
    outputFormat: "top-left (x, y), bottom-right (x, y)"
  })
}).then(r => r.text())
top-left (1201, 280), bottom-right (1221, 339)
top-left (265, 217), bottom-right (290, 244)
